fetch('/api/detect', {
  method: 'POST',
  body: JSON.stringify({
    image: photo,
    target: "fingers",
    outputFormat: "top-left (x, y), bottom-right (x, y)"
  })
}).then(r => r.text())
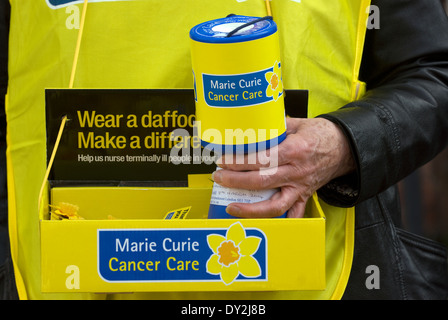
top-left (216, 118), bottom-right (309, 171)
top-left (225, 186), bottom-right (307, 218)
top-left (216, 119), bottom-right (306, 171)
top-left (212, 165), bottom-right (291, 191)
top-left (217, 137), bottom-right (299, 173)
top-left (217, 144), bottom-right (283, 171)
top-left (212, 118), bottom-right (314, 219)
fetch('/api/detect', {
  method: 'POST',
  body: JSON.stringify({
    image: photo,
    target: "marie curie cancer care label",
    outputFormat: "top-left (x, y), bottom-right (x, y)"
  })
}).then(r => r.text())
top-left (190, 15), bottom-right (287, 153)
top-left (97, 222), bottom-right (267, 286)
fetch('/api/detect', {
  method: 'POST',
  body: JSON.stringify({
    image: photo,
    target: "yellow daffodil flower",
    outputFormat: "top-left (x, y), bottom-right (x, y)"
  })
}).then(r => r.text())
top-left (265, 61), bottom-right (283, 102)
top-left (206, 222), bottom-right (262, 285)
top-left (49, 202), bottom-right (84, 220)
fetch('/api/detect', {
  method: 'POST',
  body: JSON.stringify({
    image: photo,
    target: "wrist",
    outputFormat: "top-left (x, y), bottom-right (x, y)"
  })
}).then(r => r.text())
top-left (333, 122), bottom-right (356, 177)
top-left (318, 118), bottom-right (356, 180)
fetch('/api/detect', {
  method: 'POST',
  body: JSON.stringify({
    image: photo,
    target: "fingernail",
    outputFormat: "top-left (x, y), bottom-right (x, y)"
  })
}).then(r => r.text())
top-left (211, 170), bottom-right (221, 183)
top-left (226, 205), bottom-right (240, 216)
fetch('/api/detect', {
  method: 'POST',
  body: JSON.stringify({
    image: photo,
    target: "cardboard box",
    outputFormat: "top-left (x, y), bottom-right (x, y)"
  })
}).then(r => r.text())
top-left (40, 186), bottom-right (325, 293)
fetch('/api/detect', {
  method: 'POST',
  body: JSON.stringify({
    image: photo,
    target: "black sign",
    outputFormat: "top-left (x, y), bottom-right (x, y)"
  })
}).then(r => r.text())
top-left (45, 89), bottom-right (308, 186)
top-left (45, 89), bottom-right (215, 185)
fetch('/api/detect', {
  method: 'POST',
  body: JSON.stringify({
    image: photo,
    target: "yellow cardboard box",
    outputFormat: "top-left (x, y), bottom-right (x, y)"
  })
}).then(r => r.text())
top-left (39, 185), bottom-right (325, 293)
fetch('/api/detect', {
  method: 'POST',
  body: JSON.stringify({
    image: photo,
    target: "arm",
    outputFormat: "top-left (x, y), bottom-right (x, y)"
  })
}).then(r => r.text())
top-left (214, 0), bottom-right (448, 218)
top-left (213, 117), bottom-right (354, 218)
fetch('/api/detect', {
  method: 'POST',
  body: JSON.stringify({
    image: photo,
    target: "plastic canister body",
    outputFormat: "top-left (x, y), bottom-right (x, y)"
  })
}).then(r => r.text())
top-left (190, 15), bottom-right (287, 153)
top-left (190, 15), bottom-right (287, 219)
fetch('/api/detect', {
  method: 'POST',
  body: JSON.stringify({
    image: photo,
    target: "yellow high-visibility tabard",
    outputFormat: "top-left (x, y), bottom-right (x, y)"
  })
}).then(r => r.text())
top-left (6, 0), bottom-right (370, 300)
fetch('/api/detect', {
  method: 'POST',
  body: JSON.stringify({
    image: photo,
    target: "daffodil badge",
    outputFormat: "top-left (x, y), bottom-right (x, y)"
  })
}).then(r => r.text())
top-left (206, 222), bottom-right (266, 285)
top-left (265, 61), bottom-right (283, 102)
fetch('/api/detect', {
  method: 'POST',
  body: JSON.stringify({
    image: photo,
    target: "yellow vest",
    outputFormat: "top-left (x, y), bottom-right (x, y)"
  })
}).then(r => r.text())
top-left (6, 0), bottom-right (370, 300)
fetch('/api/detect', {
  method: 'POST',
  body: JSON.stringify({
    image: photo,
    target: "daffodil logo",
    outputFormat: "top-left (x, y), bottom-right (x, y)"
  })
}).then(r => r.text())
top-left (265, 61), bottom-right (283, 102)
top-left (206, 222), bottom-right (263, 285)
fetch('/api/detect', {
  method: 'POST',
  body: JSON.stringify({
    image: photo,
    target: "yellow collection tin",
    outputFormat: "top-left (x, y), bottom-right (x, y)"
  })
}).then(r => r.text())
top-left (190, 15), bottom-right (286, 154)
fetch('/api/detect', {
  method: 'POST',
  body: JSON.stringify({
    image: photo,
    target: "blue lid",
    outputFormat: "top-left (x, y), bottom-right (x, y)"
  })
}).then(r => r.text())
top-left (190, 15), bottom-right (277, 44)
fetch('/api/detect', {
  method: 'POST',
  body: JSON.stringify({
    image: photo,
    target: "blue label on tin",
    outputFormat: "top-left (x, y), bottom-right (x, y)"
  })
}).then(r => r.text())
top-left (97, 223), bottom-right (267, 285)
top-left (202, 62), bottom-right (283, 108)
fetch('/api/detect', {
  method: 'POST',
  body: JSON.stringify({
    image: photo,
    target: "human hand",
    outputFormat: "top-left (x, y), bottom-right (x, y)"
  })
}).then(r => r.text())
top-left (212, 117), bottom-right (355, 218)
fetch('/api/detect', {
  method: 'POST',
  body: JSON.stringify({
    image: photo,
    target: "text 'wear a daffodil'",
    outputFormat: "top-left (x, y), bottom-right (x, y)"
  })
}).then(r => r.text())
top-left (206, 222), bottom-right (262, 285)
top-left (265, 61), bottom-right (283, 102)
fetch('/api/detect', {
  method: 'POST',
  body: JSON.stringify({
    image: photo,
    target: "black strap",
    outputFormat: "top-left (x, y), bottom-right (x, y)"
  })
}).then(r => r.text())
top-left (225, 16), bottom-right (273, 38)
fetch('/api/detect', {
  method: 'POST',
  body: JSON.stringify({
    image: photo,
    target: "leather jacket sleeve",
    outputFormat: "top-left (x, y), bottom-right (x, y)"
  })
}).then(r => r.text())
top-left (318, 0), bottom-right (448, 207)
